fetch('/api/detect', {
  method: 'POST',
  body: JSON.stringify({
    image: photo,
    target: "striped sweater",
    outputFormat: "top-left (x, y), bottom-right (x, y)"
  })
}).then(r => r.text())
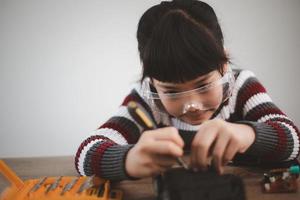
top-left (75, 69), bottom-right (300, 180)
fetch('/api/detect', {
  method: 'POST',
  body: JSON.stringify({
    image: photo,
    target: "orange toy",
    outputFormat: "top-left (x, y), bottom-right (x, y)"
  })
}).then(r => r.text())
top-left (0, 160), bottom-right (122, 200)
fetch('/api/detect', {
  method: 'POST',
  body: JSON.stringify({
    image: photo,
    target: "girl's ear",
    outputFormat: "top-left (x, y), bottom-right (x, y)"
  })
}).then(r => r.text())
top-left (222, 47), bottom-right (229, 72)
top-left (224, 46), bottom-right (229, 57)
top-left (224, 46), bottom-right (230, 61)
top-left (223, 62), bottom-right (228, 72)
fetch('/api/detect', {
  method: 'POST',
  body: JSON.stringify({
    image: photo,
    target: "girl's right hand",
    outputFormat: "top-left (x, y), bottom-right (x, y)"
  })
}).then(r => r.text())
top-left (125, 127), bottom-right (184, 178)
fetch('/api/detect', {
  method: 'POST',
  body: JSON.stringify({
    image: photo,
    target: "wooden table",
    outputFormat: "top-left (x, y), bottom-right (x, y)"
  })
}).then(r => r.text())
top-left (0, 156), bottom-right (299, 200)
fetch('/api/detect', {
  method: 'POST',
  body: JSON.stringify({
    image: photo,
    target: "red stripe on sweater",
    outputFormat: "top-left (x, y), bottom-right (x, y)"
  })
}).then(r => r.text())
top-left (121, 91), bottom-right (153, 116)
top-left (75, 135), bottom-right (109, 173)
top-left (273, 118), bottom-right (300, 138)
top-left (236, 81), bottom-right (266, 116)
top-left (100, 122), bottom-right (133, 143)
top-left (122, 95), bottom-right (138, 106)
top-left (264, 121), bottom-right (287, 160)
top-left (246, 108), bottom-right (285, 121)
top-left (91, 142), bottom-right (115, 177)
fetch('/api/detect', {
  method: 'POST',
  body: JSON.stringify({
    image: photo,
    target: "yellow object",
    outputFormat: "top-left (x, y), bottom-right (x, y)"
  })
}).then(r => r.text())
top-left (0, 160), bottom-right (122, 200)
top-left (128, 101), bottom-right (155, 129)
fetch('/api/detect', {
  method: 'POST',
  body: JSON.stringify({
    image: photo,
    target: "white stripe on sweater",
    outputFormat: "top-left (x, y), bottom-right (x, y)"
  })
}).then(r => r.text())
top-left (77, 138), bottom-right (103, 176)
top-left (216, 105), bottom-right (231, 120)
top-left (93, 128), bottom-right (128, 145)
top-left (229, 70), bottom-right (255, 113)
top-left (258, 114), bottom-right (290, 123)
top-left (215, 70), bottom-right (255, 119)
top-left (278, 122), bottom-right (300, 161)
top-left (243, 93), bottom-right (272, 117)
top-left (171, 118), bottom-right (201, 131)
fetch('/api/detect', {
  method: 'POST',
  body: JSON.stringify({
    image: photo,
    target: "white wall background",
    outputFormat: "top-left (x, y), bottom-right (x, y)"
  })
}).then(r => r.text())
top-left (0, 0), bottom-right (299, 158)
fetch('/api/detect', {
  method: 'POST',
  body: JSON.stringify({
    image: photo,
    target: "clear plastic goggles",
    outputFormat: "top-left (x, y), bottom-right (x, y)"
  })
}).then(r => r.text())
top-left (140, 69), bottom-right (235, 116)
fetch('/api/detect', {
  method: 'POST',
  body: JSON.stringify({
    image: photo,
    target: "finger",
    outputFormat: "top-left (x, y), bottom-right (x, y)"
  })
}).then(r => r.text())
top-left (152, 155), bottom-right (178, 168)
top-left (222, 138), bottom-right (239, 165)
top-left (212, 134), bottom-right (230, 174)
top-left (191, 124), bottom-right (209, 168)
top-left (146, 140), bottom-right (183, 157)
top-left (150, 127), bottom-right (185, 148)
top-left (191, 127), bottom-right (218, 170)
top-left (211, 157), bottom-right (223, 174)
top-left (150, 165), bottom-right (167, 177)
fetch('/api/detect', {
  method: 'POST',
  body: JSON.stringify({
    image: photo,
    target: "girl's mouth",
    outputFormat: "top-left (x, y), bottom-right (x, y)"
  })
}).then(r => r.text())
top-left (177, 107), bottom-right (216, 125)
top-left (181, 111), bottom-right (208, 124)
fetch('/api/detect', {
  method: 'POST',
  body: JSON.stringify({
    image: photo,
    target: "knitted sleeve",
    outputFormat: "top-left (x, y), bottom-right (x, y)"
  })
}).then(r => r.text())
top-left (74, 89), bottom-right (153, 181)
top-left (232, 70), bottom-right (300, 162)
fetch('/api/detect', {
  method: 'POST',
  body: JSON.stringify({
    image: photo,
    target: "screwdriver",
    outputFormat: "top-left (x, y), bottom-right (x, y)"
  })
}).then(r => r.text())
top-left (29, 177), bottom-right (47, 194)
top-left (60, 177), bottom-right (79, 195)
top-left (77, 175), bottom-right (94, 194)
top-left (45, 176), bottom-right (63, 194)
top-left (127, 101), bottom-right (188, 170)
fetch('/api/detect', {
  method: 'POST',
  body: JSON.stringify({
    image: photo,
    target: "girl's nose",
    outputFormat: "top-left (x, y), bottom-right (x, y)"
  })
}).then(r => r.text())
top-left (182, 101), bottom-right (203, 114)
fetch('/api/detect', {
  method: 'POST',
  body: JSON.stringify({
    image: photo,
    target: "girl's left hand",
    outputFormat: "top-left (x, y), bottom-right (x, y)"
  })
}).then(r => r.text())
top-left (190, 119), bottom-right (255, 174)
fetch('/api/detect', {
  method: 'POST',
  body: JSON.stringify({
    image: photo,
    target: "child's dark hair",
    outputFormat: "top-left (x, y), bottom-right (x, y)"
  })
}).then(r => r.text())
top-left (137, 0), bottom-right (229, 83)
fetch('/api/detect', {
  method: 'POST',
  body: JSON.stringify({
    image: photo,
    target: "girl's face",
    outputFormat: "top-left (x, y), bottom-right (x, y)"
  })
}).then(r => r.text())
top-left (152, 70), bottom-right (225, 125)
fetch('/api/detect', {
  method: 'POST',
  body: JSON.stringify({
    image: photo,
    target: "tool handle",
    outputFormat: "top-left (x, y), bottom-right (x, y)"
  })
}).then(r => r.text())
top-left (127, 101), bottom-right (189, 170)
top-left (0, 160), bottom-right (24, 189)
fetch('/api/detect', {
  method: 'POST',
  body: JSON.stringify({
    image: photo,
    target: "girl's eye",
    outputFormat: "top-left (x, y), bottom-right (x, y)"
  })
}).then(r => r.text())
top-left (162, 82), bottom-right (212, 94)
top-left (195, 83), bottom-right (210, 90)
top-left (196, 84), bottom-right (207, 89)
top-left (198, 81), bottom-right (215, 89)
top-left (163, 90), bottom-right (179, 94)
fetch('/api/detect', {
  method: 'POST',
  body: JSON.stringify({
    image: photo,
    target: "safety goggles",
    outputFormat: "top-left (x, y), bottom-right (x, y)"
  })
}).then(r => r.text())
top-left (140, 68), bottom-right (235, 115)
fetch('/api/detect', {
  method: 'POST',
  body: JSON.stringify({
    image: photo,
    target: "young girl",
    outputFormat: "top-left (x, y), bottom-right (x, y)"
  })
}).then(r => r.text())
top-left (75, 0), bottom-right (300, 180)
